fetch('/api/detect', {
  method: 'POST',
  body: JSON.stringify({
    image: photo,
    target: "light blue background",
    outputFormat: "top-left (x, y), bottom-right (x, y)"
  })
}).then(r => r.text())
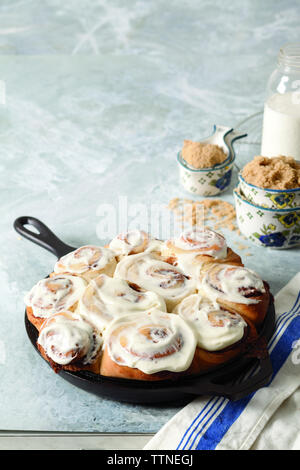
top-left (0, 0), bottom-right (299, 433)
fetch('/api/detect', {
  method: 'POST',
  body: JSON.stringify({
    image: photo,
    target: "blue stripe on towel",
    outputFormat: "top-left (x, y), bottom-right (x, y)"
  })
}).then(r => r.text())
top-left (176, 396), bottom-right (220, 450)
top-left (177, 293), bottom-right (300, 451)
top-left (249, 296), bottom-right (300, 377)
top-left (269, 291), bottom-right (300, 351)
top-left (193, 309), bottom-right (300, 450)
top-left (187, 398), bottom-right (227, 450)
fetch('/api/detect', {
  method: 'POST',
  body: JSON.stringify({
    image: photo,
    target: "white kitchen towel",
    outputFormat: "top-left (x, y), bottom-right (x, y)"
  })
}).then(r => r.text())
top-left (144, 272), bottom-right (300, 450)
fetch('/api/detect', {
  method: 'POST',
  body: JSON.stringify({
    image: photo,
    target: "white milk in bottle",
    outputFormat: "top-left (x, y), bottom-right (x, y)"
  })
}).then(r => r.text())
top-left (261, 44), bottom-right (300, 160)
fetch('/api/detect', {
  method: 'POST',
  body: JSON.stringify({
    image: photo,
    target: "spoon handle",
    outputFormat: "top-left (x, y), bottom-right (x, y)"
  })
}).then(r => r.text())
top-left (225, 128), bottom-right (248, 171)
top-left (213, 124), bottom-right (234, 139)
top-left (226, 128), bottom-right (248, 144)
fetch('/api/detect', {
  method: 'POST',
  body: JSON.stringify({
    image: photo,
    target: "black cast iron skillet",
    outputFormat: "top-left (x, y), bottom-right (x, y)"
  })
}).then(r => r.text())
top-left (14, 216), bottom-right (275, 404)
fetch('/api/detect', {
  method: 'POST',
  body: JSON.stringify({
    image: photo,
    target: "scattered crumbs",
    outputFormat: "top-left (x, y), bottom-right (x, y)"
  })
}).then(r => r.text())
top-left (168, 197), bottom-right (179, 210)
top-left (167, 197), bottom-right (238, 232)
top-left (236, 243), bottom-right (248, 251)
top-left (244, 253), bottom-right (253, 257)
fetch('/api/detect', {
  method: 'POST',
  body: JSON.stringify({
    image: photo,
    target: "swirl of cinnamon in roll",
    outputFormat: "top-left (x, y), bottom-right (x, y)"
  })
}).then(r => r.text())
top-left (109, 230), bottom-right (149, 256)
top-left (168, 228), bottom-right (227, 256)
top-left (201, 264), bottom-right (265, 304)
top-left (24, 274), bottom-right (86, 330)
top-left (79, 274), bottom-right (166, 332)
top-left (162, 228), bottom-right (242, 278)
top-left (114, 253), bottom-right (195, 311)
top-left (100, 310), bottom-right (197, 378)
top-left (199, 264), bottom-right (270, 325)
top-left (54, 245), bottom-right (117, 281)
top-left (174, 294), bottom-right (247, 351)
top-left (37, 312), bottom-right (102, 372)
top-left (108, 230), bottom-right (163, 261)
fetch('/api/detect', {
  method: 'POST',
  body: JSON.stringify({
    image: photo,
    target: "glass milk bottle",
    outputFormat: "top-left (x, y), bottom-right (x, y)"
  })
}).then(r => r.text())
top-left (261, 43), bottom-right (300, 160)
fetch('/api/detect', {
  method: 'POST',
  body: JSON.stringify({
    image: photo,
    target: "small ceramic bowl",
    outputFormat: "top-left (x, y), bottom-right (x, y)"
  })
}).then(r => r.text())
top-left (234, 185), bottom-right (300, 249)
top-left (178, 125), bottom-right (247, 196)
top-left (238, 171), bottom-right (300, 209)
top-left (178, 152), bottom-right (235, 196)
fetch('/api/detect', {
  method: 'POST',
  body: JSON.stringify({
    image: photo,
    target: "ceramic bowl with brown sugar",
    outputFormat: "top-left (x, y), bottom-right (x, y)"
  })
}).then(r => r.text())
top-left (238, 171), bottom-right (300, 210)
top-left (234, 185), bottom-right (300, 249)
top-left (177, 125), bottom-right (247, 197)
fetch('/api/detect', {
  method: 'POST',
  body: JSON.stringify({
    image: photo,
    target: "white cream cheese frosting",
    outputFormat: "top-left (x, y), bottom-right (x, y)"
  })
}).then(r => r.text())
top-left (164, 228), bottom-right (227, 278)
top-left (54, 245), bottom-right (116, 276)
top-left (174, 294), bottom-right (247, 351)
top-left (168, 228), bottom-right (227, 256)
top-left (24, 274), bottom-right (86, 318)
top-left (109, 230), bottom-right (150, 256)
top-left (113, 253), bottom-right (195, 310)
top-left (103, 310), bottom-right (197, 374)
top-left (38, 313), bottom-right (102, 366)
top-left (79, 274), bottom-right (166, 332)
top-left (109, 230), bottom-right (164, 257)
top-left (201, 264), bottom-right (265, 305)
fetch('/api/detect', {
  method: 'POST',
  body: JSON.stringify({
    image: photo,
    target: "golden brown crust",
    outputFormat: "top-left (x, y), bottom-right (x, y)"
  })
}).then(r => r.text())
top-left (26, 302), bottom-right (78, 332)
top-left (25, 234), bottom-right (271, 382)
top-left (52, 256), bottom-right (117, 282)
top-left (27, 298), bottom-right (268, 380)
top-left (163, 244), bottom-right (243, 269)
top-left (190, 320), bottom-right (258, 374)
top-left (100, 349), bottom-right (175, 381)
top-left (195, 247), bottom-right (243, 268)
top-left (215, 281), bottom-right (270, 327)
top-left (37, 342), bottom-right (102, 374)
top-left (26, 306), bottom-right (45, 331)
top-left (100, 345), bottom-right (206, 381)
top-left (100, 320), bottom-right (258, 381)
top-left (27, 310), bottom-right (102, 374)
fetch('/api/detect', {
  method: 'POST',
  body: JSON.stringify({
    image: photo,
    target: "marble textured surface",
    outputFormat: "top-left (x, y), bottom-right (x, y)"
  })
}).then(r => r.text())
top-left (0, 0), bottom-right (300, 433)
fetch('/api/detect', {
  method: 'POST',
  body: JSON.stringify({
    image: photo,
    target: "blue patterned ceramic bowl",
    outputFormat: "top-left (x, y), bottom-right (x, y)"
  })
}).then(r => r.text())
top-left (177, 125), bottom-right (247, 196)
top-left (238, 172), bottom-right (300, 210)
top-left (234, 185), bottom-right (300, 249)
top-left (177, 151), bottom-right (235, 196)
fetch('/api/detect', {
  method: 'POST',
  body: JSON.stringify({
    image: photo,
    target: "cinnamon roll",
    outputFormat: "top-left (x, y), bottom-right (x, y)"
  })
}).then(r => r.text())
top-left (24, 226), bottom-right (271, 382)
top-left (100, 310), bottom-right (197, 380)
top-left (25, 274), bottom-right (86, 330)
top-left (199, 264), bottom-right (270, 326)
top-left (108, 230), bottom-right (163, 261)
top-left (114, 253), bottom-right (196, 311)
top-left (174, 293), bottom-right (258, 372)
top-left (174, 294), bottom-right (247, 350)
top-left (54, 245), bottom-right (117, 281)
top-left (162, 228), bottom-right (242, 278)
top-left (79, 274), bottom-right (166, 333)
top-left (37, 312), bottom-right (102, 373)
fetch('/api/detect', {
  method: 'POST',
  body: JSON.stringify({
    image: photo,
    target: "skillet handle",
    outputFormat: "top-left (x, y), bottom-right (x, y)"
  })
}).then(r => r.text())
top-left (207, 355), bottom-right (273, 401)
top-left (14, 216), bottom-right (76, 259)
top-left (182, 354), bottom-right (273, 401)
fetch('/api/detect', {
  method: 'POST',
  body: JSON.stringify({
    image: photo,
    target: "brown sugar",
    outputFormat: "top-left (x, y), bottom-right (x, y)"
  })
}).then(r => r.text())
top-left (182, 140), bottom-right (227, 169)
top-left (167, 197), bottom-right (251, 254)
top-left (167, 197), bottom-right (237, 232)
top-left (242, 155), bottom-right (300, 190)
top-left (167, 197), bottom-right (252, 256)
